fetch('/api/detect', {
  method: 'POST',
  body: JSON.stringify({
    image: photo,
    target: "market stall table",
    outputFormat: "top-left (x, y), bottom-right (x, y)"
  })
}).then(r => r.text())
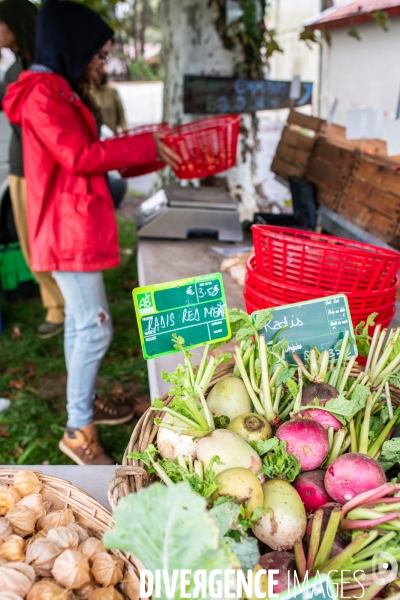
top-left (137, 236), bottom-right (248, 400)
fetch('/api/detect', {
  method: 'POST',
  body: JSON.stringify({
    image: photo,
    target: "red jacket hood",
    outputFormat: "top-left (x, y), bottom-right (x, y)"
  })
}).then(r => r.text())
top-left (3, 71), bottom-right (70, 126)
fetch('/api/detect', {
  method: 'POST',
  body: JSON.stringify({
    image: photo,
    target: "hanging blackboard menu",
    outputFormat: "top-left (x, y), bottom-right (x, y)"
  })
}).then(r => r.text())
top-left (184, 75), bottom-right (313, 114)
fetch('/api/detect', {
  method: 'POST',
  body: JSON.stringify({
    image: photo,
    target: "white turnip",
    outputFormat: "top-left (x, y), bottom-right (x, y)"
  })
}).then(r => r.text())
top-left (293, 470), bottom-right (332, 513)
top-left (252, 480), bottom-right (306, 551)
top-left (324, 453), bottom-right (387, 504)
top-left (276, 419), bottom-right (329, 471)
top-left (156, 414), bottom-right (197, 460)
top-left (258, 552), bottom-right (297, 595)
top-left (206, 377), bottom-right (252, 420)
top-left (210, 467), bottom-right (263, 518)
top-left (301, 383), bottom-right (338, 406)
top-left (227, 413), bottom-right (272, 444)
top-left (196, 430), bottom-right (262, 476)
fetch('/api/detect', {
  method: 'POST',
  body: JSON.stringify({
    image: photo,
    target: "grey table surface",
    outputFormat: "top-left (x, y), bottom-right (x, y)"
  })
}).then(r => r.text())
top-left (137, 236), bottom-right (249, 401)
top-left (0, 465), bottom-right (115, 510)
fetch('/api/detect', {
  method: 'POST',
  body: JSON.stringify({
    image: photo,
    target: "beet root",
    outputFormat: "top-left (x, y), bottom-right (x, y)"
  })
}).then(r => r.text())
top-left (324, 453), bottom-right (387, 504)
top-left (293, 470), bottom-right (332, 513)
top-left (301, 383), bottom-right (339, 406)
top-left (276, 419), bottom-right (329, 471)
top-left (258, 551), bottom-right (297, 595)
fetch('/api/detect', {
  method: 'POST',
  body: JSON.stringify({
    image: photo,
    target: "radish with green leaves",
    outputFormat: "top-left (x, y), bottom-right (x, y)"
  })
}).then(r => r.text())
top-left (324, 453), bottom-right (387, 504)
top-left (276, 419), bottom-right (329, 471)
top-left (210, 467), bottom-right (263, 518)
top-left (293, 470), bottom-right (332, 513)
top-left (206, 377), bottom-right (252, 421)
top-left (227, 413), bottom-right (272, 443)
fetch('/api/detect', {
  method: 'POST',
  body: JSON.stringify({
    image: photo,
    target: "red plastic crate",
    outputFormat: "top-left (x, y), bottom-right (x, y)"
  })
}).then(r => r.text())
top-left (252, 225), bottom-right (400, 293)
top-left (246, 255), bottom-right (400, 311)
top-left (161, 115), bottom-right (240, 179)
top-left (118, 123), bottom-right (171, 178)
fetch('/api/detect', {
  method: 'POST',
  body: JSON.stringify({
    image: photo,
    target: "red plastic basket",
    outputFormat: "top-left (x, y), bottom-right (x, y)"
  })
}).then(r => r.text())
top-left (246, 255), bottom-right (400, 311)
top-left (161, 115), bottom-right (240, 179)
top-left (118, 123), bottom-right (171, 178)
top-left (252, 225), bottom-right (400, 293)
top-left (243, 280), bottom-right (396, 327)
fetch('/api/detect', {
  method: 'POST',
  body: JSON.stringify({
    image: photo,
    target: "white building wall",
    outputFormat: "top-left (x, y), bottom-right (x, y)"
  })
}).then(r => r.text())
top-left (319, 19), bottom-right (400, 126)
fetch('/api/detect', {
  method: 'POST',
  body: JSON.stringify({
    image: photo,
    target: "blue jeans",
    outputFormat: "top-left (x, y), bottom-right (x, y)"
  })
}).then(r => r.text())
top-left (52, 271), bottom-right (113, 429)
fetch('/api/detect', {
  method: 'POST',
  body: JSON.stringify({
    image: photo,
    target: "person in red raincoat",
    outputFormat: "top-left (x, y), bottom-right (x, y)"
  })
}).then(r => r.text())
top-left (3, 0), bottom-right (180, 465)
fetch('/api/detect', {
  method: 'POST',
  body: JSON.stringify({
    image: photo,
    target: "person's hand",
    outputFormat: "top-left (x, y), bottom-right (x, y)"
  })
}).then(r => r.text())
top-left (153, 133), bottom-right (182, 171)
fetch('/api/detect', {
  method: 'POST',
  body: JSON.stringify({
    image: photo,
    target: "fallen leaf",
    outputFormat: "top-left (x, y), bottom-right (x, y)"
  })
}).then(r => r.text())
top-left (0, 424), bottom-right (9, 438)
top-left (123, 279), bottom-right (138, 290)
top-left (12, 326), bottom-right (22, 339)
top-left (9, 379), bottom-right (25, 390)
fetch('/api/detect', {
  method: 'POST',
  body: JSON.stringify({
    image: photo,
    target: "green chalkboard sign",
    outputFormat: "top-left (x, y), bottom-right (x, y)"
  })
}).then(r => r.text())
top-left (277, 574), bottom-right (337, 600)
top-left (254, 294), bottom-right (357, 364)
top-left (133, 273), bottom-right (231, 360)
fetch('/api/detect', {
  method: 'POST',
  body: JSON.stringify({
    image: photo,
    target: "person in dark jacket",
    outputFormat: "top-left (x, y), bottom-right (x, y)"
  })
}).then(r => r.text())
top-left (0, 0), bottom-right (65, 339)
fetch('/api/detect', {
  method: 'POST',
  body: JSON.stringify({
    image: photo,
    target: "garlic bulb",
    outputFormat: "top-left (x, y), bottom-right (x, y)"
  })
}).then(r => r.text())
top-left (13, 472), bottom-right (42, 498)
top-left (0, 486), bottom-right (21, 516)
top-left (51, 549), bottom-right (90, 590)
top-left (26, 537), bottom-right (62, 577)
top-left (67, 523), bottom-right (89, 544)
top-left (91, 554), bottom-right (124, 587)
top-left (89, 588), bottom-right (123, 600)
top-left (38, 509), bottom-right (75, 533)
top-left (0, 562), bottom-right (35, 596)
top-left (18, 495), bottom-right (46, 522)
top-left (0, 517), bottom-right (12, 542)
top-left (6, 505), bottom-right (36, 537)
top-left (122, 568), bottom-right (140, 600)
top-left (0, 535), bottom-right (26, 562)
top-left (0, 592), bottom-right (24, 600)
top-left (26, 581), bottom-right (69, 600)
top-left (47, 527), bottom-right (79, 551)
top-left (78, 538), bottom-right (106, 564)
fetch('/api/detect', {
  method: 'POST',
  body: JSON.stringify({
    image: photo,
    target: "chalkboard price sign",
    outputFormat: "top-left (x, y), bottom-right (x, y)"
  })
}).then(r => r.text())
top-left (133, 273), bottom-right (231, 360)
top-left (254, 294), bottom-right (357, 364)
top-left (184, 75), bottom-right (313, 114)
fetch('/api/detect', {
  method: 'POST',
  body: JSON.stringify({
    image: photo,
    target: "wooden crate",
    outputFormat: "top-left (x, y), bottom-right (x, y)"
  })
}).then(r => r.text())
top-left (336, 154), bottom-right (400, 246)
top-left (270, 110), bottom-right (321, 181)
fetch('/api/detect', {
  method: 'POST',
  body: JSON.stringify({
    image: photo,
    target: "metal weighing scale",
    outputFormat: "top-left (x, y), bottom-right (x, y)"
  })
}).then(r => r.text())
top-left (135, 186), bottom-right (243, 242)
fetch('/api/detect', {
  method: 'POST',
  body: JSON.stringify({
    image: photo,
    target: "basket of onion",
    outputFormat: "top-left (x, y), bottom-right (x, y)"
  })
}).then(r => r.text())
top-left (0, 469), bottom-right (145, 600)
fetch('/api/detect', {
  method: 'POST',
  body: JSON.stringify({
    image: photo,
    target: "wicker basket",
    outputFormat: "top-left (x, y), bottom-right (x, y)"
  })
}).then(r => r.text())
top-left (0, 468), bottom-right (146, 593)
top-left (108, 361), bottom-right (400, 508)
top-left (108, 363), bottom-right (234, 508)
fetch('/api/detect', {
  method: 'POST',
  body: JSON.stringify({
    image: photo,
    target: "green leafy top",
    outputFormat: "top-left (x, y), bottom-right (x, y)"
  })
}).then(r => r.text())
top-left (254, 438), bottom-right (301, 482)
top-left (104, 483), bottom-right (233, 600)
top-left (378, 437), bottom-right (400, 472)
top-left (354, 313), bottom-right (377, 357)
top-left (229, 308), bottom-right (273, 345)
top-left (305, 384), bottom-right (370, 425)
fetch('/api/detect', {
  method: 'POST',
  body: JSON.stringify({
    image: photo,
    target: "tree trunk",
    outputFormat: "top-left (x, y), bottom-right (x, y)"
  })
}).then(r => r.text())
top-left (140, 0), bottom-right (147, 58)
top-left (161, 0), bottom-right (258, 220)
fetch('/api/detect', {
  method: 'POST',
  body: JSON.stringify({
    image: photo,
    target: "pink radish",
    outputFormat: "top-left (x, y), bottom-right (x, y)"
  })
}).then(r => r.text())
top-left (324, 453), bottom-right (387, 504)
top-left (301, 383), bottom-right (339, 406)
top-left (300, 404), bottom-right (342, 431)
top-left (276, 419), bottom-right (329, 471)
top-left (293, 470), bottom-right (332, 513)
top-left (258, 552), bottom-right (297, 594)
top-left (306, 502), bottom-right (351, 557)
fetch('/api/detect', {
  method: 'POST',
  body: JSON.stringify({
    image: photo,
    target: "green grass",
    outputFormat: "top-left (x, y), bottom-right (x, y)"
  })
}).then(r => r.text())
top-left (0, 217), bottom-right (148, 464)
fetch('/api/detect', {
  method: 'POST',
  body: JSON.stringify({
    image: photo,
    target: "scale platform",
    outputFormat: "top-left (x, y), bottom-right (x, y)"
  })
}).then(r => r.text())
top-left (135, 186), bottom-right (243, 242)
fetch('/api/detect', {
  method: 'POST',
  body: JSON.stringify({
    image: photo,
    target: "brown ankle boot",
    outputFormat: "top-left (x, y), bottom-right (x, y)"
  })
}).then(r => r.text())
top-left (59, 424), bottom-right (114, 465)
top-left (93, 397), bottom-right (134, 426)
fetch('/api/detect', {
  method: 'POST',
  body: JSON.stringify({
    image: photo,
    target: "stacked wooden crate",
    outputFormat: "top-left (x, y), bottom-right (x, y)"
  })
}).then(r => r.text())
top-left (270, 110), bottom-right (322, 181)
top-left (307, 137), bottom-right (355, 212)
top-left (336, 155), bottom-right (400, 245)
